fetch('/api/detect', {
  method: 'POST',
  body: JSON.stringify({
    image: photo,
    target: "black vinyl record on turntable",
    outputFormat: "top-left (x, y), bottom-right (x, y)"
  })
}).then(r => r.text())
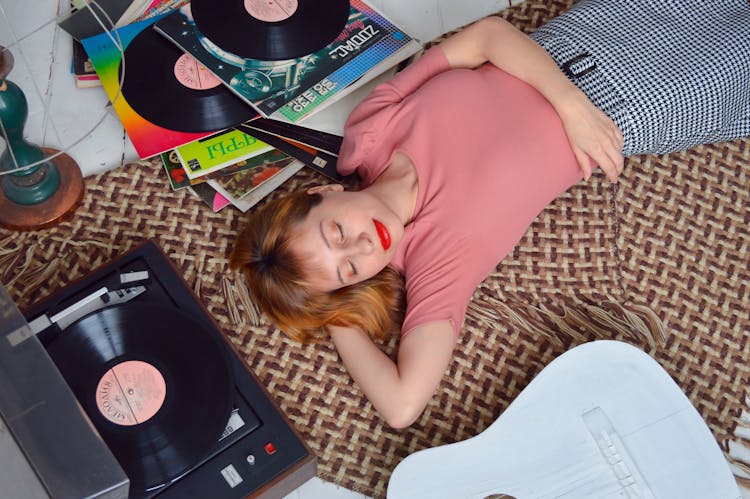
top-left (46, 302), bottom-right (234, 495)
top-left (25, 241), bottom-right (316, 498)
top-left (120, 26), bottom-right (257, 132)
top-left (190, 0), bottom-right (350, 61)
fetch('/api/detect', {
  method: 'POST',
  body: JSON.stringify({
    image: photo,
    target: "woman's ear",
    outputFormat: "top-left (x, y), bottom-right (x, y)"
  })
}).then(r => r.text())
top-left (306, 184), bottom-right (344, 195)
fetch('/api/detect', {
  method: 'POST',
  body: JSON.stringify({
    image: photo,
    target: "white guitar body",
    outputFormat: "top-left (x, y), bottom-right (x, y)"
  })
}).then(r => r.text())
top-left (388, 341), bottom-right (741, 499)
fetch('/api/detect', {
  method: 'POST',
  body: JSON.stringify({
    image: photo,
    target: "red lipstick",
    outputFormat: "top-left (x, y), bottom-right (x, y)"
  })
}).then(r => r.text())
top-left (373, 219), bottom-right (391, 250)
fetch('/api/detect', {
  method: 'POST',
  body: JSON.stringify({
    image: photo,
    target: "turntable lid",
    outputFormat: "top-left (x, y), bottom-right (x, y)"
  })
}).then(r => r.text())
top-left (0, 284), bottom-right (129, 499)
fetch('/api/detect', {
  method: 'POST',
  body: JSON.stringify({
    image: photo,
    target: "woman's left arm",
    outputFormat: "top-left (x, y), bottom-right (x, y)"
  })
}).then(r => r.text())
top-left (439, 17), bottom-right (624, 181)
top-left (328, 320), bottom-right (456, 429)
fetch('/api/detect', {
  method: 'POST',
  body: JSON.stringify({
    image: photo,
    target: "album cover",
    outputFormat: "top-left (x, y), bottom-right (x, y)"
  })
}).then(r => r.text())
top-left (236, 124), bottom-right (344, 182)
top-left (81, 16), bottom-right (257, 158)
top-left (154, 0), bottom-right (421, 123)
top-left (189, 182), bottom-right (231, 212)
top-left (72, 39), bottom-right (101, 87)
top-left (58, 0), bottom-right (134, 41)
top-left (184, 156), bottom-right (302, 212)
top-left (126, 0), bottom-right (189, 23)
top-left (67, 1), bottom-right (190, 88)
top-left (210, 159), bottom-right (305, 212)
top-left (59, 0), bottom-right (189, 40)
top-left (175, 128), bottom-right (274, 180)
top-left (244, 118), bottom-right (343, 157)
top-left (208, 156), bottom-right (301, 212)
top-left (81, 17), bottom-right (216, 158)
top-left (161, 147), bottom-right (291, 190)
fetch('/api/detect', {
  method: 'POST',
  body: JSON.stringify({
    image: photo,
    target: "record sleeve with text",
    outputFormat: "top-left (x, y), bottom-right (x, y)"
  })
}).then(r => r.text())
top-left (154, 0), bottom-right (421, 123)
top-left (160, 147), bottom-right (291, 190)
top-left (175, 128), bottom-right (274, 180)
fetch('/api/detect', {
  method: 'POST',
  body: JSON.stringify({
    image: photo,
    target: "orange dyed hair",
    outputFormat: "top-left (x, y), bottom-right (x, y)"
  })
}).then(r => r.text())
top-left (229, 191), bottom-right (405, 343)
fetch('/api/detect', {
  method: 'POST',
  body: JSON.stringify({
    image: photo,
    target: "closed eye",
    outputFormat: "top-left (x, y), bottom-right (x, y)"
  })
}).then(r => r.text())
top-left (348, 260), bottom-right (357, 276)
top-left (336, 222), bottom-right (344, 242)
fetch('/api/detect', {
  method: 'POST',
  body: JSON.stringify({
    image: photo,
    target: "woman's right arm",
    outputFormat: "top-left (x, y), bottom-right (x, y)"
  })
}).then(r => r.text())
top-left (328, 320), bottom-right (455, 429)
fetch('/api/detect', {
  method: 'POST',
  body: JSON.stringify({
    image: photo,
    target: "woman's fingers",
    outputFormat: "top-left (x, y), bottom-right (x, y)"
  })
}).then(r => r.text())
top-left (576, 130), bottom-right (624, 183)
top-left (614, 127), bottom-right (624, 151)
top-left (593, 120), bottom-right (624, 182)
top-left (573, 147), bottom-right (593, 180)
top-left (601, 142), bottom-right (623, 182)
top-left (599, 147), bottom-right (623, 182)
top-left (558, 90), bottom-right (625, 183)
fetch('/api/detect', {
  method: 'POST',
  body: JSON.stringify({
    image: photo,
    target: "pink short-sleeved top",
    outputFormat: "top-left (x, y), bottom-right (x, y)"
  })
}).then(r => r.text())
top-left (338, 47), bottom-right (583, 340)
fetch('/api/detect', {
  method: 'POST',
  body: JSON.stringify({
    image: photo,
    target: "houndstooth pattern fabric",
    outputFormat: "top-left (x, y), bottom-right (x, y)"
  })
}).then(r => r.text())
top-left (530, 0), bottom-right (750, 156)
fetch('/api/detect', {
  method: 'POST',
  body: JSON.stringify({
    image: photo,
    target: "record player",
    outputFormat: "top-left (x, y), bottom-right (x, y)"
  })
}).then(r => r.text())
top-left (2, 240), bottom-right (316, 498)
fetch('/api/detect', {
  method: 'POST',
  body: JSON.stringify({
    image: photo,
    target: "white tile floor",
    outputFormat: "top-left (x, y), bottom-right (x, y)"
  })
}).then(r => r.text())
top-left (285, 477), bottom-right (372, 499)
top-left (0, 1), bottom-right (516, 497)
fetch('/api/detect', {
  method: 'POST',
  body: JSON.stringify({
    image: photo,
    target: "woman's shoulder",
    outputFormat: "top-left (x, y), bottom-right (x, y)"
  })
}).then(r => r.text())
top-left (338, 48), bottom-right (453, 179)
top-left (337, 87), bottom-right (399, 179)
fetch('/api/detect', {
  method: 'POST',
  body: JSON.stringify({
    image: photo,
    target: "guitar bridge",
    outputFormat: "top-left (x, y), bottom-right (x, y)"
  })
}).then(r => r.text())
top-left (583, 407), bottom-right (654, 499)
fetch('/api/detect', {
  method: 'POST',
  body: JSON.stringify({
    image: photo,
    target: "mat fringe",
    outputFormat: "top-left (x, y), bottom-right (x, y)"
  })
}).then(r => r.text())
top-left (222, 273), bottom-right (260, 327)
top-left (725, 392), bottom-right (750, 493)
top-left (0, 237), bottom-right (58, 291)
top-left (49, 235), bottom-right (116, 253)
top-left (1, 233), bottom-right (120, 303)
top-left (0, 233), bottom-right (31, 288)
top-left (234, 276), bottom-right (260, 325)
top-left (467, 294), bottom-right (666, 349)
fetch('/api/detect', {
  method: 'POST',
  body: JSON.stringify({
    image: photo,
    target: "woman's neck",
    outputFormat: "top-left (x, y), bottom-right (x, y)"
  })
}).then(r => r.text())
top-left (366, 151), bottom-right (419, 226)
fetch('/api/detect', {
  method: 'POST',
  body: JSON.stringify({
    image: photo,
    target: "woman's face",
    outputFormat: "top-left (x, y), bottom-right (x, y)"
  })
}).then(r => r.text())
top-left (292, 186), bottom-right (403, 292)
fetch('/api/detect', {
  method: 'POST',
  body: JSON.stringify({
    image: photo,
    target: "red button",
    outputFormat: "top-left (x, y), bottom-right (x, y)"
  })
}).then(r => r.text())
top-left (264, 443), bottom-right (276, 455)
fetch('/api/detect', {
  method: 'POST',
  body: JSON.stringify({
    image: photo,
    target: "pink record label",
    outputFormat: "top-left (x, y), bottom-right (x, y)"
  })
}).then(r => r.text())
top-left (95, 360), bottom-right (166, 426)
top-left (244, 0), bottom-right (298, 22)
top-left (173, 53), bottom-right (222, 90)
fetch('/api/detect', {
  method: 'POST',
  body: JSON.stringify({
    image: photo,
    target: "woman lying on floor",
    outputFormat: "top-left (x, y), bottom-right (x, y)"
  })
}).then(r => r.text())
top-left (230, 0), bottom-right (750, 428)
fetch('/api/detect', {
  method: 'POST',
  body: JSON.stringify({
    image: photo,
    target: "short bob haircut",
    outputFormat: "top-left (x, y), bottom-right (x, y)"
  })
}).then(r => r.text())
top-left (230, 190), bottom-right (405, 343)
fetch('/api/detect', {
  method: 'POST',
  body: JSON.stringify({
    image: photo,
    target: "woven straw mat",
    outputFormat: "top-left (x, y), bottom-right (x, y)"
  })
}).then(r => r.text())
top-left (3, 1), bottom-right (749, 497)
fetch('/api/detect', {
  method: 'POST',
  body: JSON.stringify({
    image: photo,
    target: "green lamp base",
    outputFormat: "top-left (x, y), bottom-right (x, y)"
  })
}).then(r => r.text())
top-left (0, 148), bottom-right (84, 231)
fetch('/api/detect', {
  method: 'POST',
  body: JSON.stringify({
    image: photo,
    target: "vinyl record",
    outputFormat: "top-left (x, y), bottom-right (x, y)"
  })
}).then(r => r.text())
top-left (191, 0), bottom-right (350, 61)
top-left (46, 302), bottom-right (234, 494)
top-left (120, 26), bottom-right (256, 132)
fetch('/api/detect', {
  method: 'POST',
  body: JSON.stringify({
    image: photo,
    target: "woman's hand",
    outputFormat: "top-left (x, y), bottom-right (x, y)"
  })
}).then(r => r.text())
top-left (556, 87), bottom-right (624, 182)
